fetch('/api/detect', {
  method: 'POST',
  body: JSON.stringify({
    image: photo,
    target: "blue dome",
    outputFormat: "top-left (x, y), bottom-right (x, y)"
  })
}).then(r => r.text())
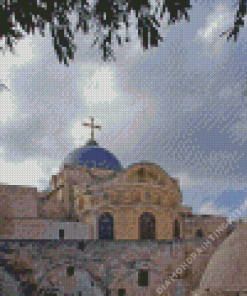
top-left (64, 140), bottom-right (122, 171)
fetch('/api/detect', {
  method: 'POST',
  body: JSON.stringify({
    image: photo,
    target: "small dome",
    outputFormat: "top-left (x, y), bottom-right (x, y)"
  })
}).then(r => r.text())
top-left (63, 140), bottom-right (122, 171)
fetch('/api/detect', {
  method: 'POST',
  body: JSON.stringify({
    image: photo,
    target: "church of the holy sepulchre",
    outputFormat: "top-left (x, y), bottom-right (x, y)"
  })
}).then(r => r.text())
top-left (0, 116), bottom-right (227, 240)
top-left (0, 117), bottom-right (238, 296)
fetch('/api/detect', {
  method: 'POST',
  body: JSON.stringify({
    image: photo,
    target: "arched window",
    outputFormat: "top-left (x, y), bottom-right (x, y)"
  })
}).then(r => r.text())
top-left (139, 212), bottom-right (155, 239)
top-left (196, 228), bottom-right (203, 238)
top-left (174, 220), bottom-right (180, 239)
top-left (98, 212), bottom-right (114, 239)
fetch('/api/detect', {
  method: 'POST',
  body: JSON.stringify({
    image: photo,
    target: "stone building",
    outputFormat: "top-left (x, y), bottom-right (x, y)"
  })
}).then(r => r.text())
top-left (0, 137), bottom-right (227, 241)
top-left (0, 117), bottom-right (233, 295)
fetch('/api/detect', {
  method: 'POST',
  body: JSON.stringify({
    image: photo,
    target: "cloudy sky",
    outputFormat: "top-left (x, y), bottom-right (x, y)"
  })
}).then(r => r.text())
top-left (0, 0), bottom-right (246, 220)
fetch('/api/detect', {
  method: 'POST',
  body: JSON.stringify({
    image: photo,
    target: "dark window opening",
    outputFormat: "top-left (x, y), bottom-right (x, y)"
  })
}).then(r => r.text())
top-left (79, 241), bottom-right (85, 251)
top-left (138, 269), bottom-right (148, 287)
top-left (196, 229), bottom-right (203, 238)
top-left (139, 212), bottom-right (155, 239)
top-left (91, 281), bottom-right (94, 286)
top-left (67, 266), bottom-right (74, 276)
top-left (118, 288), bottom-right (126, 296)
top-left (59, 229), bottom-right (64, 239)
top-left (174, 220), bottom-right (180, 239)
top-left (99, 212), bottom-right (114, 239)
top-left (138, 168), bottom-right (144, 177)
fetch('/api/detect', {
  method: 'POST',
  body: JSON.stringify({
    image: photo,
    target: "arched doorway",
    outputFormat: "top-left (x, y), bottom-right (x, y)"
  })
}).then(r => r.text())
top-left (98, 212), bottom-right (114, 239)
top-left (139, 212), bottom-right (155, 239)
top-left (174, 220), bottom-right (180, 239)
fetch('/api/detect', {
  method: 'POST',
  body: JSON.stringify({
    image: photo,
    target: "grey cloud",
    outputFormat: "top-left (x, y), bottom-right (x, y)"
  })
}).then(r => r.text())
top-left (0, 84), bottom-right (9, 92)
top-left (1, 116), bottom-right (47, 161)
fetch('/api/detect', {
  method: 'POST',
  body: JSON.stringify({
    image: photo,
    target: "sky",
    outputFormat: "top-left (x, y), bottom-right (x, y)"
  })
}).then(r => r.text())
top-left (0, 0), bottom-right (246, 221)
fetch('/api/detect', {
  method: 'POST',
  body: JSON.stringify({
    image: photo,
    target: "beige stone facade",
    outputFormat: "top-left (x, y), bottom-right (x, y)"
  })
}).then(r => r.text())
top-left (0, 161), bottom-right (228, 242)
top-left (0, 151), bottom-right (234, 295)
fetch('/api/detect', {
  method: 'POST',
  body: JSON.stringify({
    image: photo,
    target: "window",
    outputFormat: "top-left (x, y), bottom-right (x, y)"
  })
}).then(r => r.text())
top-left (139, 212), bottom-right (155, 239)
top-left (174, 220), bottom-right (180, 239)
top-left (138, 168), bottom-right (144, 177)
top-left (67, 266), bottom-right (74, 276)
top-left (99, 212), bottom-right (114, 239)
top-left (59, 229), bottom-right (64, 239)
top-left (118, 288), bottom-right (126, 296)
top-left (79, 241), bottom-right (85, 251)
top-left (196, 229), bottom-right (203, 238)
top-left (138, 168), bottom-right (145, 182)
top-left (138, 270), bottom-right (148, 287)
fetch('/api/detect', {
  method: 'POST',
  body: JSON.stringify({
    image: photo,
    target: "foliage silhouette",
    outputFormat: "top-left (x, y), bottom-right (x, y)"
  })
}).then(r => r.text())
top-left (0, 0), bottom-right (246, 65)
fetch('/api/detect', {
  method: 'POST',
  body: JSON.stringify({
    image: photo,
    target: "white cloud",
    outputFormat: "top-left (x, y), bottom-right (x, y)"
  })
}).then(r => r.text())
top-left (172, 172), bottom-right (198, 188)
top-left (171, 172), bottom-right (246, 193)
top-left (75, 60), bottom-right (160, 153)
top-left (0, 155), bottom-right (62, 190)
top-left (198, 201), bottom-right (227, 216)
top-left (0, 33), bottom-right (41, 89)
top-left (0, 147), bottom-right (5, 154)
top-left (70, 117), bottom-right (102, 147)
top-left (197, 3), bottom-right (234, 42)
top-left (195, 3), bottom-right (235, 57)
top-left (82, 66), bottom-right (118, 105)
top-left (0, 31), bottom-right (42, 125)
top-left (0, 90), bottom-right (17, 124)
top-left (0, 158), bottom-right (48, 189)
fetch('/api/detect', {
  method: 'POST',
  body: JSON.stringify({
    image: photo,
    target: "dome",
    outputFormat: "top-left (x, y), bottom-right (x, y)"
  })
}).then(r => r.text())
top-left (194, 221), bottom-right (247, 294)
top-left (63, 140), bottom-right (122, 171)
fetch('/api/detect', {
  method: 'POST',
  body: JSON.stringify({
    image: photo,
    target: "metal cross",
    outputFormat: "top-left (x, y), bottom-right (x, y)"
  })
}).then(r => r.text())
top-left (83, 117), bottom-right (101, 141)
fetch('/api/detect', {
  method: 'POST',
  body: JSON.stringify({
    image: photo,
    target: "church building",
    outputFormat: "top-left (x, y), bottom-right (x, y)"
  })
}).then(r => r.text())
top-left (0, 117), bottom-right (227, 241)
top-left (1, 117), bottom-right (242, 295)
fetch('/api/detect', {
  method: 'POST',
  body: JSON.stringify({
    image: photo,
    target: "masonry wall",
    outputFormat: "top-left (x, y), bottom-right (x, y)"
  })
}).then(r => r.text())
top-left (0, 184), bottom-right (38, 218)
top-left (181, 215), bottom-right (228, 239)
top-left (0, 219), bottom-right (90, 239)
top-left (0, 239), bottom-right (227, 296)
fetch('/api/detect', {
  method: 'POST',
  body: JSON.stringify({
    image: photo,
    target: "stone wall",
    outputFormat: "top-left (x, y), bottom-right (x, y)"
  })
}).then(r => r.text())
top-left (0, 184), bottom-right (38, 218)
top-left (0, 239), bottom-right (227, 295)
top-left (180, 214), bottom-right (228, 239)
top-left (0, 219), bottom-right (90, 239)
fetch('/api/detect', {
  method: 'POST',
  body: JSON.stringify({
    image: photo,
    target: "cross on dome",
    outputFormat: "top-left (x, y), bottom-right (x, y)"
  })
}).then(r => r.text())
top-left (83, 117), bottom-right (101, 142)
